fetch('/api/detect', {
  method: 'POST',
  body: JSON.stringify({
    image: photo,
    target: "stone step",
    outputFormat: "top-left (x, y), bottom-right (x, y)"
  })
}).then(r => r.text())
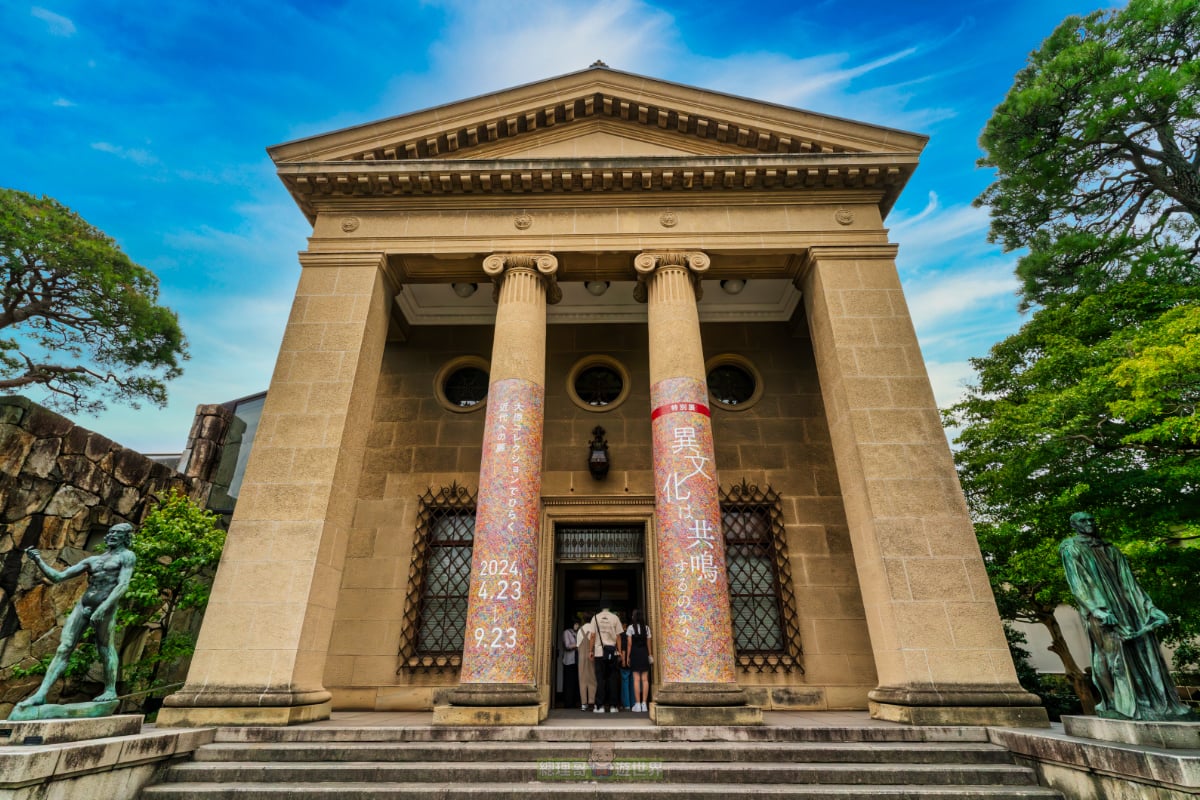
top-left (193, 740), bottom-right (1016, 765)
top-left (212, 725), bottom-right (991, 745)
top-left (142, 781), bottom-right (1063, 799)
top-left (161, 761), bottom-right (1039, 787)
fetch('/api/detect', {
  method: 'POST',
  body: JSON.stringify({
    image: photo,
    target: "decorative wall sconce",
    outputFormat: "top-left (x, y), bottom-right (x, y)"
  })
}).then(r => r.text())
top-left (452, 282), bottom-right (478, 298)
top-left (588, 426), bottom-right (610, 479)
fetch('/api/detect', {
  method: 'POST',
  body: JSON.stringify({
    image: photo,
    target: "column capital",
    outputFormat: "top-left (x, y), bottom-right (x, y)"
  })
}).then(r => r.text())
top-left (482, 253), bottom-right (561, 304)
top-left (632, 251), bottom-right (710, 302)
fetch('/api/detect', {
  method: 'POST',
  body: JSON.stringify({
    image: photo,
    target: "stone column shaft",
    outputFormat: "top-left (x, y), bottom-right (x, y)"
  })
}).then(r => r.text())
top-left (636, 252), bottom-right (751, 718)
top-left (160, 252), bottom-right (392, 727)
top-left (449, 254), bottom-right (558, 713)
top-left (800, 245), bottom-right (1045, 727)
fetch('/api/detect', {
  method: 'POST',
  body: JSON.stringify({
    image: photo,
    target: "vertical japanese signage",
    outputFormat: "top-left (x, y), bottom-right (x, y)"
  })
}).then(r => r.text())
top-left (651, 375), bottom-right (737, 685)
top-left (459, 378), bottom-right (543, 685)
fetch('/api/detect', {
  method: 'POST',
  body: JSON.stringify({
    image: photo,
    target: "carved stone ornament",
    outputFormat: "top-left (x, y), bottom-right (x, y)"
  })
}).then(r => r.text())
top-left (834, 208), bottom-right (855, 226)
top-left (632, 251), bottom-right (710, 303)
top-left (513, 213), bottom-right (533, 230)
top-left (482, 253), bottom-right (562, 305)
top-left (340, 216), bottom-right (361, 233)
top-left (659, 211), bottom-right (678, 228)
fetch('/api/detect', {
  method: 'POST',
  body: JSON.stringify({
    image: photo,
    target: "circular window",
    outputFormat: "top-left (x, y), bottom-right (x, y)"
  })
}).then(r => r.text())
top-left (434, 356), bottom-right (490, 413)
top-left (705, 355), bottom-right (763, 411)
top-left (567, 356), bottom-right (631, 413)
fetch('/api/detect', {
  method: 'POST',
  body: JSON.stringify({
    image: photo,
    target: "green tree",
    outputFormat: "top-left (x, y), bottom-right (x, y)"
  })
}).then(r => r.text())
top-left (118, 491), bottom-right (226, 697)
top-left (958, 0), bottom-right (1200, 701)
top-left (0, 188), bottom-right (188, 413)
top-left (948, 282), bottom-right (1200, 709)
top-left (976, 0), bottom-right (1199, 308)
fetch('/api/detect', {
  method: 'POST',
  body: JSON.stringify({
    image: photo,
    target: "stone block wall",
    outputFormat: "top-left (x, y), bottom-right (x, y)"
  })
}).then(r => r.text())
top-left (329, 316), bottom-right (874, 711)
top-left (0, 396), bottom-right (211, 714)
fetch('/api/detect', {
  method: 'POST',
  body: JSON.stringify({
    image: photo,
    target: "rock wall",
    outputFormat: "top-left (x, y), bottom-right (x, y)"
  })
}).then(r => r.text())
top-left (0, 396), bottom-right (212, 712)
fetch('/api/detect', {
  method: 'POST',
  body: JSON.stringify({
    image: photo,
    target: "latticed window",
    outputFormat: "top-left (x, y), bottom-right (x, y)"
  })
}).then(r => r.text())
top-left (721, 479), bottom-right (804, 673)
top-left (397, 482), bottom-right (476, 672)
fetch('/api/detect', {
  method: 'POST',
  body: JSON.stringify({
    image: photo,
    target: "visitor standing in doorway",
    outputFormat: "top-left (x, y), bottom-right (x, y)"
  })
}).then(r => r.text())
top-left (592, 602), bottom-right (623, 713)
top-left (618, 613), bottom-right (633, 710)
top-left (562, 620), bottom-right (580, 709)
top-left (577, 614), bottom-right (597, 710)
top-left (627, 609), bottom-right (653, 712)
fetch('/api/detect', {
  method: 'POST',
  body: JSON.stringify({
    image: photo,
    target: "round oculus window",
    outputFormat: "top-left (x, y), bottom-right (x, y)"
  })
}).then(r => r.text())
top-left (573, 365), bottom-right (623, 407)
top-left (707, 363), bottom-right (757, 407)
top-left (566, 355), bottom-right (631, 413)
top-left (443, 366), bottom-right (489, 408)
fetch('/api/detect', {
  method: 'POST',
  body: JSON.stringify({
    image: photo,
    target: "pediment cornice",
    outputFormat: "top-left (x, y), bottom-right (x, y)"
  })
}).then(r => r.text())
top-left (278, 151), bottom-right (918, 222)
top-left (268, 67), bottom-right (927, 165)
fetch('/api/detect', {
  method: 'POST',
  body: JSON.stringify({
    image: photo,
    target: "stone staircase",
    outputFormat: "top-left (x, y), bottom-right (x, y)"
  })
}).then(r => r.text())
top-left (140, 723), bottom-right (1063, 799)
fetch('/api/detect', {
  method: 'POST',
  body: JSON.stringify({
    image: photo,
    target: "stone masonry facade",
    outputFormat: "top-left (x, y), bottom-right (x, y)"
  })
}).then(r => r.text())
top-left (0, 396), bottom-right (217, 715)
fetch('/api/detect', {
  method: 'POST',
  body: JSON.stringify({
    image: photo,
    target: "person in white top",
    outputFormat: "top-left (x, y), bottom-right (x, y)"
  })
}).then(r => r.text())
top-left (626, 609), bottom-right (653, 712)
top-left (591, 602), bottom-right (623, 713)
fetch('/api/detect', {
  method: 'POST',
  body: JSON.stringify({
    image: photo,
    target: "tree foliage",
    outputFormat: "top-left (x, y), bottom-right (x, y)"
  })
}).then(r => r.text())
top-left (976, 0), bottom-right (1200, 308)
top-left (957, 0), bottom-right (1200, 694)
top-left (0, 188), bottom-right (188, 413)
top-left (118, 491), bottom-right (226, 695)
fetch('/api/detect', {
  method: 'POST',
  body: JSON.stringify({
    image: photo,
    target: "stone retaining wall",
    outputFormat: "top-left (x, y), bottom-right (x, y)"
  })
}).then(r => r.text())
top-left (0, 396), bottom-right (213, 715)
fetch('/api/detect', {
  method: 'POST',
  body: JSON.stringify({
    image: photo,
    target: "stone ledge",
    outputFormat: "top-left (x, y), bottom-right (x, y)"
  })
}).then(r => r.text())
top-left (870, 701), bottom-right (1050, 728)
top-left (154, 701), bottom-right (331, 728)
top-left (431, 704), bottom-right (541, 726)
top-left (991, 724), bottom-right (1200, 797)
top-left (0, 725), bottom-right (213, 789)
top-left (0, 714), bottom-right (143, 745)
top-left (1063, 714), bottom-right (1200, 750)
top-left (652, 704), bottom-right (763, 726)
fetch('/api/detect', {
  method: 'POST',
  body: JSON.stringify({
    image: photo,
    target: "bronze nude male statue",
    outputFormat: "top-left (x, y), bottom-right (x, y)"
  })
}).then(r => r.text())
top-left (13, 523), bottom-right (137, 712)
top-left (1060, 511), bottom-right (1193, 721)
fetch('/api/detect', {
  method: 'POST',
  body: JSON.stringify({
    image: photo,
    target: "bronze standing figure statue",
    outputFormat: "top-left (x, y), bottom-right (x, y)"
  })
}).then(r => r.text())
top-left (1060, 512), bottom-right (1193, 721)
top-left (12, 523), bottom-right (137, 715)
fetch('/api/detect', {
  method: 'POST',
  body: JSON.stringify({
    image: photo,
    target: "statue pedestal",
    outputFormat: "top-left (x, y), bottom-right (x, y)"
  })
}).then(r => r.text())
top-left (1062, 714), bottom-right (1200, 749)
top-left (0, 714), bottom-right (142, 745)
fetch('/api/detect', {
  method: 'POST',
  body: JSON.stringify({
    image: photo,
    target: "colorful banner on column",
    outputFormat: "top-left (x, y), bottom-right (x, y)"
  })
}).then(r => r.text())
top-left (459, 378), bottom-right (544, 685)
top-left (651, 375), bottom-right (737, 685)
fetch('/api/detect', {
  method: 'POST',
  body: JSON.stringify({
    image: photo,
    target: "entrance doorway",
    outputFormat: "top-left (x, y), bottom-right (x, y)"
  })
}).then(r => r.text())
top-left (551, 524), bottom-right (646, 708)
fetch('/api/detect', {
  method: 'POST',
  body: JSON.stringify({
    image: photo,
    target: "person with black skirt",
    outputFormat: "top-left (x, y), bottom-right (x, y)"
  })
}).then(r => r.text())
top-left (626, 609), bottom-right (653, 712)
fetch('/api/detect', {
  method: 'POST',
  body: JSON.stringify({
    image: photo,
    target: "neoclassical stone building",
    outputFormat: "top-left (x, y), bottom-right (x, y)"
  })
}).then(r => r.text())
top-left (159, 67), bottom-right (1045, 727)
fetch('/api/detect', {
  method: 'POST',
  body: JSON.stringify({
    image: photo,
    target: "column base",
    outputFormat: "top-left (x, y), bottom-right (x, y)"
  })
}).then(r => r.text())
top-left (868, 683), bottom-right (1049, 727)
top-left (650, 683), bottom-right (761, 726)
top-left (436, 683), bottom-right (541, 726)
top-left (155, 701), bottom-right (331, 727)
top-left (654, 682), bottom-right (749, 707)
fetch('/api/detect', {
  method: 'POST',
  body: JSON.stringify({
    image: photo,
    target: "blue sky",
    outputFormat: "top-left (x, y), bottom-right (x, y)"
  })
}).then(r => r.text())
top-left (2, 0), bottom-right (1117, 453)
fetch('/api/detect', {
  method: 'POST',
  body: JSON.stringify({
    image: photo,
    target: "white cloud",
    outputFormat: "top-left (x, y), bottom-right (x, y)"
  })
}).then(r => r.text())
top-left (30, 6), bottom-right (75, 36)
top-left (90, 141), bottom-right (158, 166)
top-left (52, 97), bottom-right (74, 107)
top-left (905, 266), bottom-right (1019, 331)
top-left (924, 359), bottom-right (976, 410)
top-left (890, 200), bottom-right (991, 257)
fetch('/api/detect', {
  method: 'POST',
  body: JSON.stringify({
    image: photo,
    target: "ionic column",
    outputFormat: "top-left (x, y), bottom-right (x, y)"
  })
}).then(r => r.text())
top-left (634, 251), bottom-right (760, 725)
top-left (439, 254), bottom-right (559, 724)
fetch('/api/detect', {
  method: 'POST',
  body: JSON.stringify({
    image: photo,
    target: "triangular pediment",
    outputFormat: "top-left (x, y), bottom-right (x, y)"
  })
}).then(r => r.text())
top-left (269, 67), bottom-right (927, 165)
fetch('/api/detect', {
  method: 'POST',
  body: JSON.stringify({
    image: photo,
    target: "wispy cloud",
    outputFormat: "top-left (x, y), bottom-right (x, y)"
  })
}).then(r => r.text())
top-left (905, 266), bottom-right (1019, 331)
top-left (30, 6), bottom-right (75, 36)
top-left (51, 97), bottom-right (74, 107)
top-left (90, 141), bottom-right (158, 166)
